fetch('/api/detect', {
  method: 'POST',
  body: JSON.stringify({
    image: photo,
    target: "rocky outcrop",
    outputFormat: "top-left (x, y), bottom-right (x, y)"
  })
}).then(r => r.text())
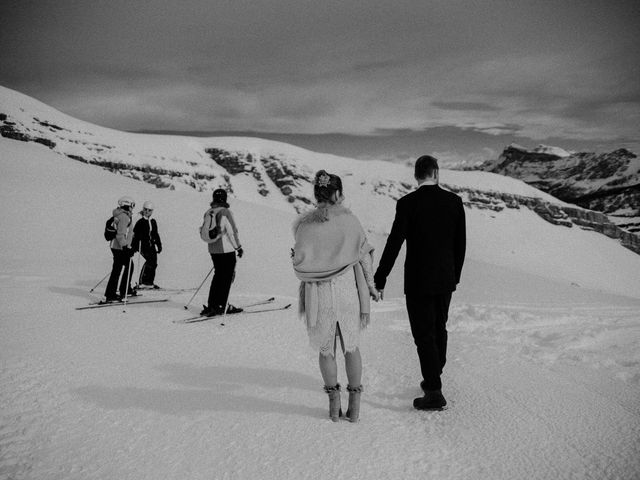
top-left (260, 155), bottom-right (314, 208)
top-left (1, 114), bottom-right (56, 149)
top-left (205, 148), bottom-right (314, 210)
top-left (443, 183), bottom-right (640, 254)
top-left (206, 148), bottom-right (269, 197)
top-left (64, 153), bottom-right (218, 190)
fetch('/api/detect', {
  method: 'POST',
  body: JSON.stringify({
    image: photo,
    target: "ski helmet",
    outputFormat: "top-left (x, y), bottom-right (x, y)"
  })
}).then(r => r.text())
top-left (142, 201), bottom-right (154, 210)
top-left (118, 196), bottom-right (135, 208)
top-left (212, 189), bottom-right (228, 204)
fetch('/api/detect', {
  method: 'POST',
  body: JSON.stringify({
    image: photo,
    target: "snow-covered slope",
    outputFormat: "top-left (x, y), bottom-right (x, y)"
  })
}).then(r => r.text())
top-left (0, 84), bottom-right (557, 210)
top-left (2, 133), bottom-right (640, 479)
top-left (2, 85), bottom-right (638, 256)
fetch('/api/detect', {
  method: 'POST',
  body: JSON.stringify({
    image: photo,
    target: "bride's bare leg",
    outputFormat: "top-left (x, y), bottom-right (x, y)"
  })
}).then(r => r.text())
top-left (319, 351), bottom-right (338, 386)
top-left (345, 348), bottom-right (362, 387)
top-left (319, 329), bottom-right (338, 386)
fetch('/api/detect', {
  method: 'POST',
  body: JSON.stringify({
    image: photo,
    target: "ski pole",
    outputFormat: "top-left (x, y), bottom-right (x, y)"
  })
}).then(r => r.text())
top-left (122, 252), bottom-right (135, 309)
top-left (221, 299), bottom-right (230, 324)
top-left (184, 265), bottom-right (214, 310)
top-left (135, 249), bottom-right (142, 289)
top-left (221, 261), bottom-right (237, 321)
top-left (89, 272), bottom-right (110, 293)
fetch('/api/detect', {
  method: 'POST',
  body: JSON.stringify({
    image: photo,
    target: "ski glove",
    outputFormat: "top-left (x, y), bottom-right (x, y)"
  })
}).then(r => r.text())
top-left (156, 245), bottom-right (162, 254)
top-left (236, 247), bottom-right (244, 258)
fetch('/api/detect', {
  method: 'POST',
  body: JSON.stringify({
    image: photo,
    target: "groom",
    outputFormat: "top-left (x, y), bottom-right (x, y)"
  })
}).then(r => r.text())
top-left (374, 155), bottom-right (466, 410)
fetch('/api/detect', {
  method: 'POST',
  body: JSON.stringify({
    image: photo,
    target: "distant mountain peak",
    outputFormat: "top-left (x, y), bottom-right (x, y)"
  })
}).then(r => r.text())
top-left (476, 144), bottom-right (640, 235)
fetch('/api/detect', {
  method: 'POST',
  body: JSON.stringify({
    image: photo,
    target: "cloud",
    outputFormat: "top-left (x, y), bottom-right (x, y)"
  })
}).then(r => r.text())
top-left (469, 124), bottom-right (523, 136)
top-left (2, 0), bottom-right (637, 153)
top-left (431, 101), bottom-right (499, 112)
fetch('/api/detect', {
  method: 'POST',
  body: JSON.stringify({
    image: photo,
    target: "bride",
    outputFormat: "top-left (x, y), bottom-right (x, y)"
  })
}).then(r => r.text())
top-left (291, 169), bottom-right (380, 423)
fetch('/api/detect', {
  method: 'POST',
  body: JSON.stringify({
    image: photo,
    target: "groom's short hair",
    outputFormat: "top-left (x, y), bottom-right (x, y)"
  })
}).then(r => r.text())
top-left (415, 155), bottom-right (439, 180)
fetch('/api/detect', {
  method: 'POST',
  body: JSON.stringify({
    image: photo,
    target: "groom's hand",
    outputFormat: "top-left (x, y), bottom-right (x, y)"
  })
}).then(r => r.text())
top-left (374, 284), bottom-right (384, 301)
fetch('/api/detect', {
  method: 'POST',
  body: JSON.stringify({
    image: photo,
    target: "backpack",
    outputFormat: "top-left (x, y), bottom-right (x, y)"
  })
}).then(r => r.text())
top-left (200, 209), bottom-right (224, 242)
top-left (104, 216), bottom-right (117, 241)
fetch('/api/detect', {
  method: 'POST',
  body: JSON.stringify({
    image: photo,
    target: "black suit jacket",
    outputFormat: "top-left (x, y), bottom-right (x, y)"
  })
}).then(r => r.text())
top-left (374, 184), bottom-right (466, 295)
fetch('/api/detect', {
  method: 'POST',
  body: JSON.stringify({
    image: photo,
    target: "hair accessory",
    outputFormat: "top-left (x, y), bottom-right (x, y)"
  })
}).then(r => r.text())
top-left (317, 173), bottom-right (331, 188)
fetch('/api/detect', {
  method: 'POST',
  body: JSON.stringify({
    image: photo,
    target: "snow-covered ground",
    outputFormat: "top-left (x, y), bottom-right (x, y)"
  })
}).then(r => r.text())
top-left (1, 137), bottom-right (640, 479)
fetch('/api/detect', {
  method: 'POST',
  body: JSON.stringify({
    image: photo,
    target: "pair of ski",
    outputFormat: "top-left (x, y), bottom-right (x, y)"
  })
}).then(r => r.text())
top-left (134, 285), bottom-right (197, 293)
top-left (174, 297), bottom-right (291, 324)
top-left (76, 286), bottom-right (199, 310)
top-left (76, 297), bottom-right (170, 310)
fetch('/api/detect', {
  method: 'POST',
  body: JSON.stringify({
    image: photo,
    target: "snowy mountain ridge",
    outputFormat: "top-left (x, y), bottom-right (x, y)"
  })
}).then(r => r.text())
top-left (475, 143), bottom-right (640, 235)
top-left (1, 84), bottom-right (638, 253)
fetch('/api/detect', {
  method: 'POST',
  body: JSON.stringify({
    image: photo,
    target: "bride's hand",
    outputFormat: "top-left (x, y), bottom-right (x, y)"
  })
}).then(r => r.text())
top-left (369, 287), bottom-right (381, 302)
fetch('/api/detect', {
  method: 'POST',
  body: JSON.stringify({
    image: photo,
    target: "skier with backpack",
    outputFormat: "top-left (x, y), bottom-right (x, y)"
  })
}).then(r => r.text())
top-left (103, 196), bottom-right (138, 302)
top-left (133, 201), bottom-right (163, 289)
top-left (199, 188), bottom-right (244, 317)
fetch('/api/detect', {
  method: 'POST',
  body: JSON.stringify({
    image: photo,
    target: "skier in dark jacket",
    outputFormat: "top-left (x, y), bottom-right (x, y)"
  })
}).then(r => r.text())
top-left (104, 196), bottom-right (138, 302)
top-left (133, 201), bottom-right (163, 289)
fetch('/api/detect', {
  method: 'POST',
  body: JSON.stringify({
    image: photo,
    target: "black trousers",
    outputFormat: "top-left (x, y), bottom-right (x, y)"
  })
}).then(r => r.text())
top-left (406, 292), bottom-right (452, 391)
top-left (138, 244), bottom-right (158, 285)
top-left (207, 252), bottom-right (236, 309)
top-left (105, 248), bottom-right (134, 298)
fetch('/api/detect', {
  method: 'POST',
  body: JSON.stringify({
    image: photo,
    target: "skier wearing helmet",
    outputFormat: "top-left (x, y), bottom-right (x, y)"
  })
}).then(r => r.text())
top-left (133, 200), bottom-right (163, 289)
top-left (200, 188), bottom-right (244, 316)
top-left (104, 196), bottom-right (138, 302)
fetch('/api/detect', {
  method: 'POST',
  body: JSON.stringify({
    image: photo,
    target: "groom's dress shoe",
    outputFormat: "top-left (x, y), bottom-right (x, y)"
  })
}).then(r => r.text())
top-left (413, 389), bottom-right (447, 410)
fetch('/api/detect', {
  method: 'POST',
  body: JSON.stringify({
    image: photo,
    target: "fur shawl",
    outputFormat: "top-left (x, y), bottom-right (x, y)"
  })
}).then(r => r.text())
top-left (292, 204), bottom-right (374, 327)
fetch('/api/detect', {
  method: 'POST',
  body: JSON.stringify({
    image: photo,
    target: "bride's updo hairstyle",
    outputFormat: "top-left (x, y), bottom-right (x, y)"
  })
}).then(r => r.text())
top-left (313, 170), bottom-right (343, 204)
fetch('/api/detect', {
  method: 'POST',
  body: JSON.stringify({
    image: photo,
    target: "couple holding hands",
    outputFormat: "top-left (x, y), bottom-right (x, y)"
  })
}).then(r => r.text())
top-left (292, 155), bottom-right (466, 422)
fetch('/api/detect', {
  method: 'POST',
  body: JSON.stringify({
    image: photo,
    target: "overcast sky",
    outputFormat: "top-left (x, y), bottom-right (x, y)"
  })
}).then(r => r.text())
top-left (2, 0), bottom-right (639, 163)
